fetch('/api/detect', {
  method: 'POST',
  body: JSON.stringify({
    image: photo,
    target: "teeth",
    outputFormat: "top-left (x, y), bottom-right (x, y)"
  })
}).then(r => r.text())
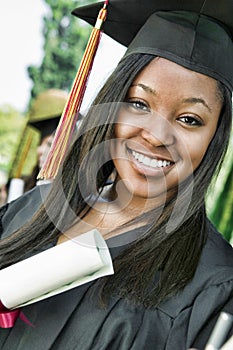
top-left (132, 151), bottom-right (171, 168)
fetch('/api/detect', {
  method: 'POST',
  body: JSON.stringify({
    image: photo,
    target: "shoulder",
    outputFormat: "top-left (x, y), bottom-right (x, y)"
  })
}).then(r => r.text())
top-left (202, 219), bottom-right (233, 269)
top-left (190, 219), bottom-right (233, 288)
top-left (158, 219), bottom-right (233, 317)
top-left (0, 183), bottom-right (51, 239)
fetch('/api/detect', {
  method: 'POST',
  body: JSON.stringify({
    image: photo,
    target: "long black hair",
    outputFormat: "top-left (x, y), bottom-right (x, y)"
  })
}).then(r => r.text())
top-left (0, 54), bottom-right (232, 307)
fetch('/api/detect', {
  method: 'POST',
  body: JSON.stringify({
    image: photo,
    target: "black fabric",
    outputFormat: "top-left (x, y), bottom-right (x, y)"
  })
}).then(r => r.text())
top-left (0, 187), bottom-right (233, 349)
top-left (72, 0), bottom-right (233, 45)
top-left (29, 117), bottom-right (60, 139)
top-left (0, 204), bottom-right (8, 237)
top-left (1, 184), bottom-right (51, 239)
top-left (72, 0), bottom-right (233, 91)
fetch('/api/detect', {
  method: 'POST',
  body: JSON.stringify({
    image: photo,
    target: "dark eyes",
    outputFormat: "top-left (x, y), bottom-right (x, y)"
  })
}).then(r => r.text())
top-left (177, 116), bottom-right (203, 127)
top-left (125, 99), bottom-right (203, 127)
top-left (126, 99), bottom-right (150, 113)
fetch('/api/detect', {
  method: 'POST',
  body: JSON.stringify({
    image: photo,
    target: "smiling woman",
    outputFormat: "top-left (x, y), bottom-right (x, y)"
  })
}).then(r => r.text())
top-left (0, 1), bottom-right (232, 350)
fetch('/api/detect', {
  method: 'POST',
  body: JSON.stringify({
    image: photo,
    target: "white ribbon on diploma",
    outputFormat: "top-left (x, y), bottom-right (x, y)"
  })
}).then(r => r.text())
top-left (0, 229), bottom-right (113, 309)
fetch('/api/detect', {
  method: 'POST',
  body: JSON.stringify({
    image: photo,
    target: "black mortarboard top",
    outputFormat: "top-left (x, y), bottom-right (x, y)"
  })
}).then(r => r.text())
top-left (28, 89), bottom-right (68, 140)
top-left (72, 0), bottom-right (233, 91)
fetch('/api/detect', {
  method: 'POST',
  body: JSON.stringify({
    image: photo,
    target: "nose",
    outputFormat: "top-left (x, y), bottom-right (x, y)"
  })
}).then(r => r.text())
top-left (141, 113), bottom-right (175, 147)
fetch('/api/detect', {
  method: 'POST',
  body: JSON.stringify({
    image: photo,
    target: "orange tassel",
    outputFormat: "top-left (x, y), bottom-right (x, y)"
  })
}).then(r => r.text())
top-left (38, 0), bottom-right (109, 179)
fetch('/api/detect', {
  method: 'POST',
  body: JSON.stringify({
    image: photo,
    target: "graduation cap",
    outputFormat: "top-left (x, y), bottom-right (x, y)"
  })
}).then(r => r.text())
top-left (72, 0), bottom-right (233, 92)
top-left (39, 0), bottom-right (233, 180)
top-left (28, 89), bottom-right (69, 140)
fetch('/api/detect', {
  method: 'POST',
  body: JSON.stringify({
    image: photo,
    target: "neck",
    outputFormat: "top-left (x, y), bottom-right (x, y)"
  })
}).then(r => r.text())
top-left (101, 178), bottom-right (169, 220)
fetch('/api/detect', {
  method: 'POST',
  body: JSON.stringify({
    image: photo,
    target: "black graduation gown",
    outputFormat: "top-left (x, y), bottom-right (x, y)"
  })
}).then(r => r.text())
top-left (0, 185), bottom-right (233, 350)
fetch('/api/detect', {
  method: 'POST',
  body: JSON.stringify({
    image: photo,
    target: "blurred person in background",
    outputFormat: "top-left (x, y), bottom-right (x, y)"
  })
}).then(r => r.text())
top-left (23, 89), bottom-right (68, 192)
top-left (0, 89), bottom-right (68, 204)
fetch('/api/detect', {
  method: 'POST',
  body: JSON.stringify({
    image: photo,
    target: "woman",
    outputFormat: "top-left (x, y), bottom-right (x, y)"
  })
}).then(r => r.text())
top-left (0, 1), bottom-right (233, 349)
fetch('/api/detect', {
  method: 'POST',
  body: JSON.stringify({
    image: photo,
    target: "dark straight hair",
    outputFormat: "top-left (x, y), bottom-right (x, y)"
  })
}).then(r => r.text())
top-left (0, 54), bottom-right (232, 307)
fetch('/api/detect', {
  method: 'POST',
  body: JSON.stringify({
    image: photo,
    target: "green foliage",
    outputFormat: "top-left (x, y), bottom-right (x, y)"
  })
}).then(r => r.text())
top-left (0, 105), bottom-right (25, 174)
top-left (27, 0), bottom-right (94, 109)
top-left (0, 104), bottom-right (39, 178)
top-left (207, 132), bottom-right (233, 242)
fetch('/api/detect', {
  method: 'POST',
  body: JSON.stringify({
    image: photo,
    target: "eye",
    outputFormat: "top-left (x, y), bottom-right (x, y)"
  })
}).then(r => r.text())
top-left (177, 115), bottom-right (203, 127)
top-left (126, 99), bottom-right (151, 113)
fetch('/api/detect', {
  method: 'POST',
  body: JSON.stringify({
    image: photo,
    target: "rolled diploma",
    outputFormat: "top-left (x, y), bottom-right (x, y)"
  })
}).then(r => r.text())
top-left (0, 229), bottom-right (113, 309)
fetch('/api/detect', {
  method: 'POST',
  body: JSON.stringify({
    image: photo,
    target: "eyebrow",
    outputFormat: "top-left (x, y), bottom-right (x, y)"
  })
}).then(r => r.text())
top-left (131, 84), bottom-right (212, 113)
top-left (181, 97), bottom-right (212, 113)
top-left (131, 83), bottom-right (157, 96)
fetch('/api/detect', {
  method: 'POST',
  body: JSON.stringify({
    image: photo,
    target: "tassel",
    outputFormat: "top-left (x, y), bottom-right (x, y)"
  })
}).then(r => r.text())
top-left (14, 131), bottom-right (34, 178)
top-left (9, 125), bottom-right (34, 179)
top-left (38, 0), bottom-right (109, 180)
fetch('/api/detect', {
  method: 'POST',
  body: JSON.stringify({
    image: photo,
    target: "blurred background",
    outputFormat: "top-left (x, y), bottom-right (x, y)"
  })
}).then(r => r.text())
top-left (0, 0), bottom-right (232, 242)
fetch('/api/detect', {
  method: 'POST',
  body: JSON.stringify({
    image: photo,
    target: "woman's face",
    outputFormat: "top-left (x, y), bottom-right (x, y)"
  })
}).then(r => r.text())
top-left (111, 57), bottom-right (223, 201)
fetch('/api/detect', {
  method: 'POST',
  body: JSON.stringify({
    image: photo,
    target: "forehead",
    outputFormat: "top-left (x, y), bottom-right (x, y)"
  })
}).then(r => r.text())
top-left (131, 57), bottom-right (221, 104)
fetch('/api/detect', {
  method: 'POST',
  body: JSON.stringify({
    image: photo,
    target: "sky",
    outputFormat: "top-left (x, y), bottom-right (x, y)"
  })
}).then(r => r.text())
top-left (0, 0), bottom-right (49, 112)
top-left (0, 1), bottom-right (126, 114)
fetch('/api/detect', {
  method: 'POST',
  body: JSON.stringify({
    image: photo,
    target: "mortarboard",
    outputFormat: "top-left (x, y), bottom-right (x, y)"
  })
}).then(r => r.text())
top-left (28, 89), bottom-right (68, 140)
top-left (72, 0), bottom-right (233, 92)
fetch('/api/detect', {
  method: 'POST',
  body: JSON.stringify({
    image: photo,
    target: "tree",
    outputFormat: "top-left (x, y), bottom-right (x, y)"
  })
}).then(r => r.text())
top-left (0, 105), bottom-right (25, 174)
top-left (27, 0), bottom-right (94, 108)
top-left (207, 131), bottom-right (233, 242)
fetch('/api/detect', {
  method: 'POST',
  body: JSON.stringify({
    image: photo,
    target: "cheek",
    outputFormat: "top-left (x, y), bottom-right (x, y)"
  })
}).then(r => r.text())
top-left (185, 132), bottom-right (215, 171)
top-left (189, 148), bottom-right (207, 171)
top-left (114, 122), bottom-right (139, 139)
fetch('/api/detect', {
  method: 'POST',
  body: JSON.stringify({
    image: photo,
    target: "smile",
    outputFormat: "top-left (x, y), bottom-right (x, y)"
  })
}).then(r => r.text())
top-left (131, 150), bottom-right (171, 168)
